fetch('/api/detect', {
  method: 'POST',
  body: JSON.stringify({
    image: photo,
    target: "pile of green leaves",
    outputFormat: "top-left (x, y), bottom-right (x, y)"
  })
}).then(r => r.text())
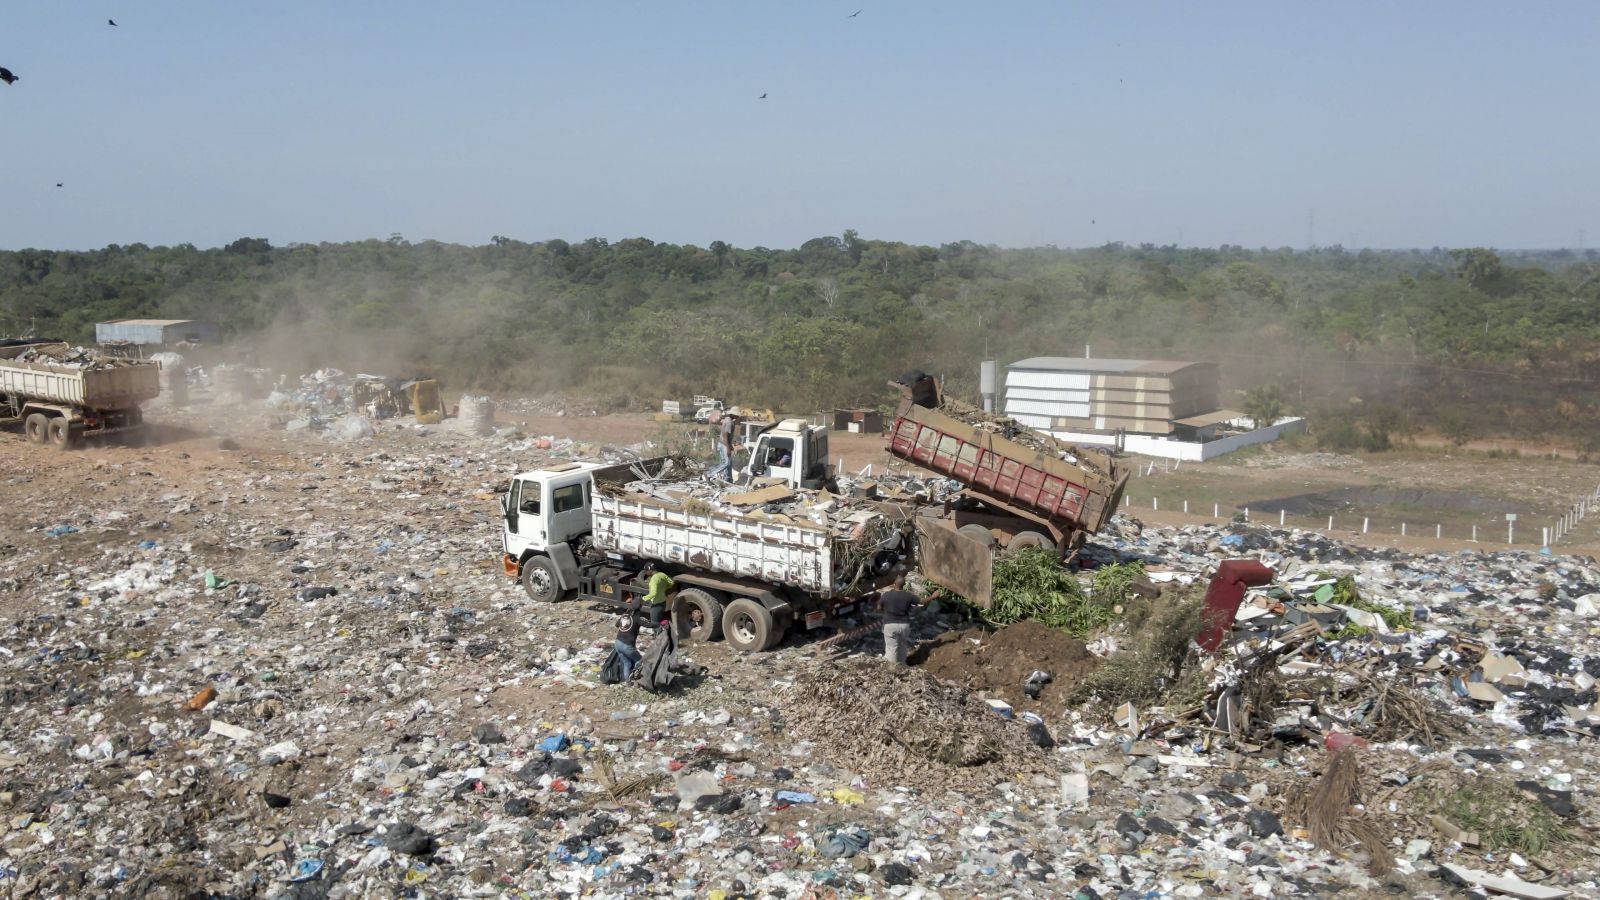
top-left (978, 548), bottom-right (1118, 637)
top-left (1091, 560), bottom-right (1148, 607)
top-left (1318, 574), bottom-right (1412, 638)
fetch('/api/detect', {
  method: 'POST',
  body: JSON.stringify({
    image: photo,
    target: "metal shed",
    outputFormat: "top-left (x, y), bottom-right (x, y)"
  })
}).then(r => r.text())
top-left (95, 319), bottom-right (220, 346)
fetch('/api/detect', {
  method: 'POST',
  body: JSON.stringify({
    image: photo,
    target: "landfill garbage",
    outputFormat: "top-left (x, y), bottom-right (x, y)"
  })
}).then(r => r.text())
top-left (2, 407), bottom-right (1597, 899)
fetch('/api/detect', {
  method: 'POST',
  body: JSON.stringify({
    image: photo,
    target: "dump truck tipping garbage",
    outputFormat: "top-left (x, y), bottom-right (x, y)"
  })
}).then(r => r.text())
top-left (885, 374), bottom-right (1130, 606)
top-left (500, 457), bottom-right (910, 652)
top-left (0, 341), bottom-right (161, 449)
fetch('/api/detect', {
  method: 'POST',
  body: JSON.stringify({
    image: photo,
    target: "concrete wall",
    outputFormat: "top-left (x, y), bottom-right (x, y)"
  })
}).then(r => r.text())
top-left (1049, 417), bottom-right (1308, 461)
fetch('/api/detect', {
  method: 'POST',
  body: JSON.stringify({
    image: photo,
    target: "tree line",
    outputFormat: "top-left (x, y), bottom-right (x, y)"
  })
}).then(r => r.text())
top-left (3, 233), bottom-right (1599, 445)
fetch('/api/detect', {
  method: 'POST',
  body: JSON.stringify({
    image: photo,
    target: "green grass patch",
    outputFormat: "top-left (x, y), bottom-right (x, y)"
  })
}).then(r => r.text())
top-left (1431, 782), bottom-right (1573, 856)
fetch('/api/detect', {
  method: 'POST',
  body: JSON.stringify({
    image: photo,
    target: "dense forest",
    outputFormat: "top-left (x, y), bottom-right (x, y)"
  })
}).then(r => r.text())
top-left (3, 232), bottom-right (1599, 446)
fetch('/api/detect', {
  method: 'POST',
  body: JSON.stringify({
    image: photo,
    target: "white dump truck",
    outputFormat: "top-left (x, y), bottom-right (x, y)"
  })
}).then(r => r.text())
top-left (499, 457), bottom-right (909, 652)
top-left (0, 341), bottom-right (161, 448)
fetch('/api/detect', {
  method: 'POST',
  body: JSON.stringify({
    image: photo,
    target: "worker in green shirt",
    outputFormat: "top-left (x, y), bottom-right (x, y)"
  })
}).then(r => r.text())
top-left (640, 563), bottom-right (675, 629)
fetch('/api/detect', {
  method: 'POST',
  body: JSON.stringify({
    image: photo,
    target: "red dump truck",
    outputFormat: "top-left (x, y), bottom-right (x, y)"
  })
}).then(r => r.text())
top-left (885, 378), bottom-right (1130, 606)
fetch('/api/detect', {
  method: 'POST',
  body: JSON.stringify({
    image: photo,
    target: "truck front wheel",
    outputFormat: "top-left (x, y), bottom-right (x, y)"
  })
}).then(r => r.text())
top-left (24, 413), bottom-right (49, 444)
top-left (722, 598), bottom-right (774, 653)
top-left (520, 556), bottom-right (567, 603)
top-left (676, 588), bottom-right (724, 643)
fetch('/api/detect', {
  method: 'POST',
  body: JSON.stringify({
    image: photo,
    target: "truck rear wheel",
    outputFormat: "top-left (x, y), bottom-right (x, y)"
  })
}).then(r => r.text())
top-left (1005, 531), bottom-right (1055, 553)
top-left (24, 413), bottom-right (49, 444)
top-left (676, 588), bottom-right (724, 643)
top-left (722, 598), bottom-right (775, 653)
top-left (957, 524), bottom-right (996, 548)
top-left (47, 417), bottom-right (76, 450)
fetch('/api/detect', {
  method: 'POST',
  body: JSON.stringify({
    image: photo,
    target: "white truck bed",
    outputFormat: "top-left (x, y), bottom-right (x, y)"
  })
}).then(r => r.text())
top-left (0, 346), bottom-right (161, 410)
top-left (592, 493), bottom-right (833, 594)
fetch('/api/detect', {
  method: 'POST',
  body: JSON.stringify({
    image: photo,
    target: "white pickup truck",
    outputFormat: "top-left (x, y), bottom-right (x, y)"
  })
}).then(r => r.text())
top-left (499, 457), bottom-right (908, 652)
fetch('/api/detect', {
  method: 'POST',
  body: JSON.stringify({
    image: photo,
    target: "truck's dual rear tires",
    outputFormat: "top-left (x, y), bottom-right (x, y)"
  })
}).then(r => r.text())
top-left (722, 598), bottom-right (787, 653)
top-left (1005, 530), bottom-right (1055, 553)
top-left (21, 414), bottom-right (75, 449)
top-left (676, 588), bottom-right (724, 642)
top-left (47, 418), bottom-right (77, 450)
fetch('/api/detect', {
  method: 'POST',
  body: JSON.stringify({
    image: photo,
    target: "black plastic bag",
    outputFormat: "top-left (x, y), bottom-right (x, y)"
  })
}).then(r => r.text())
top-left (599, 647), bottom-right (626, 685)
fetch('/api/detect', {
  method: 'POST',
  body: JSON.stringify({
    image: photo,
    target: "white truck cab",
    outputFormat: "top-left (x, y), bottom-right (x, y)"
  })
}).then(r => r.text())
top-left (744, 418), bottom-right (832, 489)
top-left (501, 460), bottom-right (608, 601)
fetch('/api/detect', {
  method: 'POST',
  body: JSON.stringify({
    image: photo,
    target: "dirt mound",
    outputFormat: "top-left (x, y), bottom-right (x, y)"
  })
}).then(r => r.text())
top-left (784, 657), bottom-right (1052, 791)
top-left (911, 619), bottom-right (1102, 716)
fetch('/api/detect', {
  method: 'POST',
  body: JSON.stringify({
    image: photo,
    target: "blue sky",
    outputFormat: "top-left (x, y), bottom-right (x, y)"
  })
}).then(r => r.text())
top-left (2, 2), bottom-right (1595, 250)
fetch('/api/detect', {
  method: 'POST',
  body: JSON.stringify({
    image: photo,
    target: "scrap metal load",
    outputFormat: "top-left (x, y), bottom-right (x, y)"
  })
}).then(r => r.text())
top-left (1, 342), bottom-right (161, 406)
top-left (887, 372), bottom-right (1130, 549)
top-left (1, 341), bottom-right (161, 448)
top-left (591, 459), bottom-right (908, 595)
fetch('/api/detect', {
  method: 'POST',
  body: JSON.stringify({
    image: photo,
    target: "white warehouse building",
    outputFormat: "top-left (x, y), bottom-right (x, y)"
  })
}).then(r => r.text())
top-left (998, 356), bottom-right (1305, 461)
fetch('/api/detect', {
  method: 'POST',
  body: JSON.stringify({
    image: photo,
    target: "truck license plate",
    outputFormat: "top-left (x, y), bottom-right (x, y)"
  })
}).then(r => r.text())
top-left (834, 604), bottom-right (856, 617)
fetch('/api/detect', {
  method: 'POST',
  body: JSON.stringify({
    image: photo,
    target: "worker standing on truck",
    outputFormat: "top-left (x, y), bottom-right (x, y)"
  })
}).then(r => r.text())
top-left (875, 574), bottom-right (921, 665)
top-left (640, 563), bottom-right (675, 629)
top-left (711, 407), bottom-right (741, 481)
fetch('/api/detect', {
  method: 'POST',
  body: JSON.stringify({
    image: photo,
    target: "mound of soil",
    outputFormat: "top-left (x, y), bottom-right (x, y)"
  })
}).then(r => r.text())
top-left (911, 619), bottom-right (1102, 716)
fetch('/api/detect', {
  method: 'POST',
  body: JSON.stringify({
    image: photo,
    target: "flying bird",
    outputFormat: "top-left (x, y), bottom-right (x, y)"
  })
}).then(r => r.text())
top-left (55, 183), bottom-right (63, 188)
top-left (0, 67), bottom-right (17, 86)
top-left (759, 93), bottom-right (767, 99)
top-left (109, 18), bottom-right (118, 26)
top-left (848, 9), bottom-right (862, 17)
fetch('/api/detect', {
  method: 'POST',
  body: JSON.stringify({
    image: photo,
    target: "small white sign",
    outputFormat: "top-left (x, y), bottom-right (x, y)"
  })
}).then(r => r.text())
top-left (1506, 513), bottom-right (1518, 522)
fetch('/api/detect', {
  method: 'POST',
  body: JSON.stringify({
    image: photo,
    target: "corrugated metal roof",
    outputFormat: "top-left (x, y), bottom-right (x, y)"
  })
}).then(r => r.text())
top-left (1010, 357), bottom-right (1152, 372)
top-left (1173, 409), bottom-right (1245, 428)
top-left (1009, 357), bottom-right (1209, 374)
top-left (101, 319), bottom-right (201, 327)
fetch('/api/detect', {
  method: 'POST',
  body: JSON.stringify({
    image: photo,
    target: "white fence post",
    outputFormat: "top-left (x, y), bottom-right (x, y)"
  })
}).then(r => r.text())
top-left (1436, 524), bottom-right (1441, 539)
top-left (1327, 515), bottom-right (1333, 531)
top-left (1362, 517), bottom-right (1369, 534)
top-left (1401, 523), bottom-right (1407, 537)
top-left (1279, 509), bottom-right (1285, 526)
top-left (1213, 503), bottom-right (1219, 518)
top-left (1183, 500), bottom-right (1189, 514)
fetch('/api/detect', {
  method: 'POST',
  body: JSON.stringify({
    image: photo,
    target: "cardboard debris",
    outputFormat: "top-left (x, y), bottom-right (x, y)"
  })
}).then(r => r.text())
top-left (1115, 702), bottom-right (1140, 733)
top-left (1441, 864), bottom-right (1570, 899)
top-left (1430, 814), bottom-right (1481, 847)
top-left (1465, 681), bottom-right (1508, 703)
top-left (1156, 754), bottom-right (1214, 769)
top-left (1480, 652), bottom-right (1528, 686)
top-left (721, 484), bottom-right (796, 507)
top-left (209, 719), bottom-right (258, 742)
